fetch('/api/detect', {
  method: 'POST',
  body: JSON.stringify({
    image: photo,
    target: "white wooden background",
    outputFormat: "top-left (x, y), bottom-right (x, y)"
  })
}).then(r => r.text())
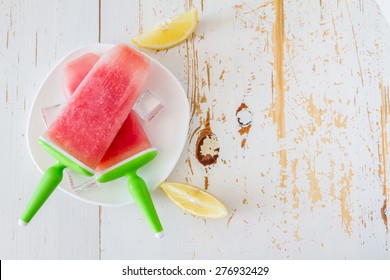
top-left (1, 0), bottom-right (390, 259)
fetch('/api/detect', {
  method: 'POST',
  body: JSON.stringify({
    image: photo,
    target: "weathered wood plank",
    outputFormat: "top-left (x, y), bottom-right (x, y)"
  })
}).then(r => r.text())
top-left (0, 0), bottom-right (100, 259)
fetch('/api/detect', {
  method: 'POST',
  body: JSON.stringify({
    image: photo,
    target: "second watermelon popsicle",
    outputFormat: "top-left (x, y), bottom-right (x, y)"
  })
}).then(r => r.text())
top-left (62, 53), bottom-right (100, 99)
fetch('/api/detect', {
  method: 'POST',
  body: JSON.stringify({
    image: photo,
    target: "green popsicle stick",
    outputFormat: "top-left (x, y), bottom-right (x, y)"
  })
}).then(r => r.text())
top-left (97, 149), bottom-right (163, 238)
top-left (127, 172), bottom-right (163, 236)
top-left (19, 162), bottom-right (65, 226)
top-left (19, 138), bottom-right (94, 226)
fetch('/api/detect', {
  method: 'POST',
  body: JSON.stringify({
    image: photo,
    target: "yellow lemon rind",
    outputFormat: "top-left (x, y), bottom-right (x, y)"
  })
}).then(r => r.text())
top-left (132, 8), bottom-right (198, 50)
top-left (159, 182), bottom-right (228, 219)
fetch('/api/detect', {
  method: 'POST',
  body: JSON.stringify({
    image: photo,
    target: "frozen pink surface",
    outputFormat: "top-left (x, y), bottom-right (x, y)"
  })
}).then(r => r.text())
top-left (62, 49), bottom-right (152, 172)
top-left (46, 44), bottom-right (150, 169)
top-left (96, 111), bottom-right (151, 171)
top-left (62, 53), bottom-right (100, 99)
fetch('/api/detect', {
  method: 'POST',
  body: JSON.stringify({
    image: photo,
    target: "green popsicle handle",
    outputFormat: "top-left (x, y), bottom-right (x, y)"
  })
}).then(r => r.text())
top-left (126, 172), bottom-right (164, 238)
top-left (19, 163), bottom-right (66, 226)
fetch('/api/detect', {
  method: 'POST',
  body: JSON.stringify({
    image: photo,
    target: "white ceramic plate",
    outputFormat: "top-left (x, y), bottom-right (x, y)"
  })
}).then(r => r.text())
top-left (27, 44), bottom-right (189, 206)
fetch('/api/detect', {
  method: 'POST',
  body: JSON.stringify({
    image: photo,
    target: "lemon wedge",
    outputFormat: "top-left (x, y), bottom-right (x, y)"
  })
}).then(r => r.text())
top-left (159, 181), bottom-right (228, 219)
top-left (132, 8), bottom-right (198, 50)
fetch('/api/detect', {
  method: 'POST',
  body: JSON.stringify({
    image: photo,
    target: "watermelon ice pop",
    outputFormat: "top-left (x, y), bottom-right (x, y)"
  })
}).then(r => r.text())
top-left (62, 53), bottom-right (100, 99)
top-left (47, 45), bottom-right (150, 169)
top-left (61, 51), bottom-right (163, 238)
top-left (61, 52), bottom-right (157, 171)
top-left (20, 44), bottom-right (150, 227)
top-left (63, 52), bottom-right (162, 121)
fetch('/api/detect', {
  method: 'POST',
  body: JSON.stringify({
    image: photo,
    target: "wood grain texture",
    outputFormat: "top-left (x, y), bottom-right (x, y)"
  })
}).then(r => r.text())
top-left (0, 0), bottom-right (389, 259)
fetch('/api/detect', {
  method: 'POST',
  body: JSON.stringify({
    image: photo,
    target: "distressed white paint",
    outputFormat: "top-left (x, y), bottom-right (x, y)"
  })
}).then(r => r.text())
top-left (1, 0), bottom-right (390, 259)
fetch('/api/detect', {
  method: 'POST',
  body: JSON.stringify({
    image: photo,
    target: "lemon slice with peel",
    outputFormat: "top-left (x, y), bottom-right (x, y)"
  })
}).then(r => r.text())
top-left (132, 8), bottom-right (198, 50)
top-left (160, 182), bottom-right (228, 219)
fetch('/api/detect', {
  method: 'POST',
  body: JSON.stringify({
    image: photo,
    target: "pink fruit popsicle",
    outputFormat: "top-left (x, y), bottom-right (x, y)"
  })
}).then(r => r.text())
top-left (46, 44), bottom-right (150, 169)
top-left (63, 52), bottom-right (162, 121)
top-left (62, 53), bottom-right (100, 99)
top-left (20, 44), bottom-right (150, 227)
top-left (62, 50), bottom-right (163, 238)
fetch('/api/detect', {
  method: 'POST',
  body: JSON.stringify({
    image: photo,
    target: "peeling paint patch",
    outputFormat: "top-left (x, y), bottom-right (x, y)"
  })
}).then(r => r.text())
top-left (307, 95), bottom-right (326, 127)
top-left (379, 81), bottom-right (389, 197)
top-left (239, 125), bottom-right (252, 136)
top-left (196, 111), bottom-right (220, 166)
top-left (241, 139), bottom-right (247, 148)
top-left (186, 157), bottom-right (194, 175)
top-left (329, 160), bottom-right (336, 200)
top-left (236, 103), bottom-right (252, 128)
top-left (340, 167), bottom-right (354, 235)
top-left (308, 160), bottom-right (322, 206)
top-left (189, 125), bottom-right (201, 144)
top-left (186, 32), bottom-right (201, 120)
top-left (345, 0), bottom-right (364, 87)
top-left (236, 103), bottom-right (252, 149)
top-left (219, 69), bottom-right (226, 80)
top-left (378, 81), bottom-right (389, 231)
top-left (272, 0), bottom-right (289, 189)
top-left (272, 0), bottom-right (285, 139)
top-left (197, 133), bottom-right (219, 165)
top-left (334, 114), bottom-right (347, 128)
top-left (243, 1), bottom-right (272, 15)
top-left (331, 17), bottom-right (341, 61)
top-left (294, 225), bottom-right (302, 241)
top-left (292, 159), bottom-right (299, 208)
top-left (205, 61), bottom-right (211, 90)
top-left (280, 149), bottom-right (287, 188)
top-left (227, 209), bottom-right (237, 227)
top-left (381, 199), bottom-right (387, 231)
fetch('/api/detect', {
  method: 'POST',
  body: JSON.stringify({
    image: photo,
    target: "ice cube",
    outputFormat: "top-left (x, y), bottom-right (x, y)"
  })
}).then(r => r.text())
top-left (133, 89), bottom-right (163, 121)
